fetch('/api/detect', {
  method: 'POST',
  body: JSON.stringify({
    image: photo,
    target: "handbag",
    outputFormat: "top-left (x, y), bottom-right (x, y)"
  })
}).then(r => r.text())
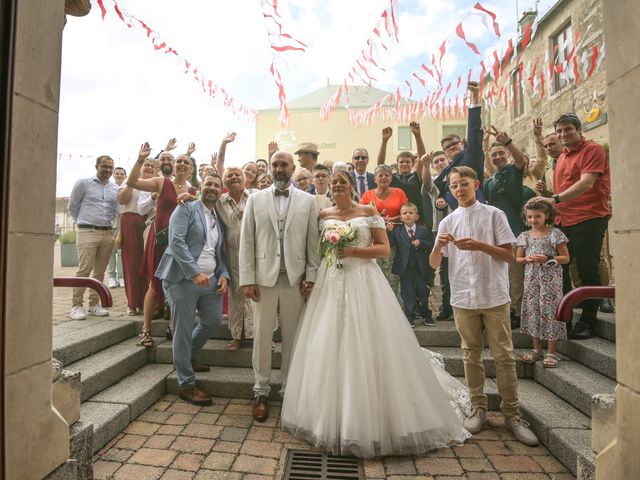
top-left (154, 227), bottom-right (169, 247)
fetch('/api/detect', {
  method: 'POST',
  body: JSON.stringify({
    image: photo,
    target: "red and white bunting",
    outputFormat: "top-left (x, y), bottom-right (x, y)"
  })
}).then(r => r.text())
top-left (96, 0), bottom-right (255, 120)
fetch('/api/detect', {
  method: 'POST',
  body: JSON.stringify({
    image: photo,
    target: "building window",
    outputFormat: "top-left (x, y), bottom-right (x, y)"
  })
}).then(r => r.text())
top-left (511, 66), bottom-right (525, 118)
top-left (552, 22), bottom-right (573, 92)
top-left (398, 126), bottom-right (412, 150)
top-left (441, 124), bottom-right (466, 141)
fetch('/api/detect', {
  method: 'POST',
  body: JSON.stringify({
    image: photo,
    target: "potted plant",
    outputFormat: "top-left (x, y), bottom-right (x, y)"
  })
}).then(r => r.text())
top-left (59, 229), bottom-right (78, 267)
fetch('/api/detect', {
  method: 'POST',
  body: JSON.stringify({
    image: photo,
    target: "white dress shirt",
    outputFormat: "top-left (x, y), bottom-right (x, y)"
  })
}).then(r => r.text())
top-left (196, 205), bottom-right (219, 277)
top-left (435, 201), bottom-right (515, 310)
top-left (273, 184), bottom-right (294, 216)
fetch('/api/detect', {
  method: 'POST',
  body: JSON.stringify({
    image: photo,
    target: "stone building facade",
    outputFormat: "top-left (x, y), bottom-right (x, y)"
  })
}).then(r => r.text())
top-left (483, 0), bottom-right (607, 152)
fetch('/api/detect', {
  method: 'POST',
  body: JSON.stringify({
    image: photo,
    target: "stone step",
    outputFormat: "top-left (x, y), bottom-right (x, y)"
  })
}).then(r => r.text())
top-left (557, 336), bottom-right (616, 380)
top-left (515, 379), bottom-right (592, 475)
top-left (67, 337), bottom-right (163, 401)
top-left (594, 311), bottom-right (615, 342)
top-left (53, 318), bottom-right (137, 366)
top-left (533, 360), bottom-right (617, 418)
top-left (80, 401), bottom-right (129, 454)
top-left (156, 341), bottom-right (534, 379)
top-left (88, 363), bottom-right (175, 419)
top-left (166, 366), bottom-right (281, 399)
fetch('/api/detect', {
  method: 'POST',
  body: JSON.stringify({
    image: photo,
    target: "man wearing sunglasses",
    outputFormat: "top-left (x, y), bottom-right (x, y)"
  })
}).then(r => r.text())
top-left (434, 81), bottom-right (486, 210)
top-left (350, 148), bottom-right (377, 198)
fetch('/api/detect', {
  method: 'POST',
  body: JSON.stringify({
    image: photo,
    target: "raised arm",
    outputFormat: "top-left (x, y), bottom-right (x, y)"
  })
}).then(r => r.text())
top-left (216, 132), bottom-right (236, 176)
top-left (465, 81), bottom-right (485, 182)
top-left (420, 154), bottom-right (433, 191)
top-left (127, 142), bottom-right (164, 193)
top-left (377, 127), bottom-right (392, 165)
top-left (267, 141), bottom-right (278, 162)
top-left (410, 121), bottom-right (426, 161)
top-left (531, 117), bottom-right (548, 180)
top-left (482, 126), bottom-right (496, 177)
top-left (491, 127), bottom-right (527, 171)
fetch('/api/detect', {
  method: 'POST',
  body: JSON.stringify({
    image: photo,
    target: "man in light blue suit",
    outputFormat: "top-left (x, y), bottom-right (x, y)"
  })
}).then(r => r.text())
top-left (156, 174), bottom-right (229, 406)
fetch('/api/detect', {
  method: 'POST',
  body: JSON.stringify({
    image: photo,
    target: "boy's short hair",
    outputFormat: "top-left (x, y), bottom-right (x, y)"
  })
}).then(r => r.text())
top-left (397, 151), bottom-right (416, 162)
top-left (312, 163), bottom-right (331, 174)
top-left (440, 133), bottom-right (461, 148)
top-left (431, 150), bottom-right (446, 159)
top-left (400, 202), bottom-right (418, 212)
top-left (447, 166), bottom-right (477, 181)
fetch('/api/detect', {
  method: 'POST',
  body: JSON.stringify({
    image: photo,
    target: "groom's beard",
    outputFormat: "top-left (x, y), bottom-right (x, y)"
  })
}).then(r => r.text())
top-left (273, 173), bottom-right (290, 189)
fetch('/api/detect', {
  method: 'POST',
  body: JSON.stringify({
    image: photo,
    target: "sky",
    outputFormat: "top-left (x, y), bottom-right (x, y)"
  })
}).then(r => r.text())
top-left (57, 0), bottom-right (556, 195)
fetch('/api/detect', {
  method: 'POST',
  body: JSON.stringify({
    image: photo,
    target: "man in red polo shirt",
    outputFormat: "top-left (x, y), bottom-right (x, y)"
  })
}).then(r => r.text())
top-left (531, 113), bottom-right (611, 339)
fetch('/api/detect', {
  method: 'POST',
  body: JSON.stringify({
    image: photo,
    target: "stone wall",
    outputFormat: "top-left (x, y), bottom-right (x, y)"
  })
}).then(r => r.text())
top-left (596, 0), bottom-right (640, 478)
top-left (483, 0), bottom-right (608, 151)
top-left (3, 1), bottom-right (70, 479)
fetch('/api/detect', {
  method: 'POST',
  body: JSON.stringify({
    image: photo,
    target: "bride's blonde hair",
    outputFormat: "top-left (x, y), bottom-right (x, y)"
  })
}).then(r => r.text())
top-left (329, 170), bottom-right (357, 201)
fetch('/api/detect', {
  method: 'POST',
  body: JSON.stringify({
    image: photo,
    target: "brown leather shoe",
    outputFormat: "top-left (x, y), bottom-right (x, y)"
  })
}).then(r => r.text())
top-left (179, 385), bottom-right (212, 406)
top-left (191, 360), bottom-right (210, 372)
top-left (253, 395), bottom-right (269, 422)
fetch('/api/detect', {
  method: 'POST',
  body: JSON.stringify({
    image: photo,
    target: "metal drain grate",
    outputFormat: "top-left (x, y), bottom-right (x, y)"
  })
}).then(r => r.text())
top-left (283, 450), bottom-right (364, 480)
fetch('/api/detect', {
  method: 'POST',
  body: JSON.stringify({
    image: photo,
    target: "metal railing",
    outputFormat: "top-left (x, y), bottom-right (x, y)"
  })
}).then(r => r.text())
top-left (53, 277), bottom-right (113, 307)
top-left (555, 286), bottom-right (615, 322)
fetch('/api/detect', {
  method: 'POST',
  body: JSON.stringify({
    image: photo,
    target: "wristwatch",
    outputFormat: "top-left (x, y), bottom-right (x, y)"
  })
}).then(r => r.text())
top-left (552, 194), bottom-right (561, 204)
top-left (544, 255), bottom-right (558, 267)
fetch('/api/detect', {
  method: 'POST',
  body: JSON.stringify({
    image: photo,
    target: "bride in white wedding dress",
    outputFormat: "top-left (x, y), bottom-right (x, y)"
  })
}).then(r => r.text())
top-left (281, 171), bottom-right (471, 458)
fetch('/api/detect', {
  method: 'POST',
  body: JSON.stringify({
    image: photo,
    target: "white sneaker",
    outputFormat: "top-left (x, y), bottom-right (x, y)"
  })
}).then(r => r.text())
top-left (87, 305), bottom-right (109, 317)
top-left (118, 279), bottom-right (125, 288)
top-left (69, 306), bottom-right (87, 321)
top-left (463, 408), bottom-right (487, 434)
top-left (108, 278), bottom-right (118, 288)
top-left (504, 414), bottom-right (539, 446)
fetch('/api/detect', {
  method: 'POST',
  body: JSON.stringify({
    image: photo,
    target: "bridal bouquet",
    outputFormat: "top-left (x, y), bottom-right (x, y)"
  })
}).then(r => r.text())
top-left (320, 223), bottom-right (359, 269)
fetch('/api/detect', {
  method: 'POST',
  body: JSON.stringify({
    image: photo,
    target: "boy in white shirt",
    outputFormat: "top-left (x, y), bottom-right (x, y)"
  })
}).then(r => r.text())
top-left (429, 166), bottom-right (538, 446)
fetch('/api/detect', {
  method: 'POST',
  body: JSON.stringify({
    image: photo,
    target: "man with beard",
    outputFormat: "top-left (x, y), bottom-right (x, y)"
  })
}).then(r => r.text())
top-left (239, 151), bottom-right (320, 422)
top-left (155, 174), bottom-right (229, 405)
top-left (68, 155), bottom-right (119, 320)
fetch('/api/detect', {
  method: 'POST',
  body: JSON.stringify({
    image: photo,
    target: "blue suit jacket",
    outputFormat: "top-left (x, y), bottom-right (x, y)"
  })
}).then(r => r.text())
top-left (388, 224), bottom-right (433, 278)
top-left (351, 171), bottom-right (376, 191)
top-left (155, 200), bottom-right (229, 284)
top-left (434, 105), bottom-right (486, 209)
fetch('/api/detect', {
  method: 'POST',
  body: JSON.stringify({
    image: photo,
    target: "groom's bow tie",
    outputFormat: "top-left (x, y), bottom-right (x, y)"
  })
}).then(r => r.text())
top-left (275, 189), bottom-right (289, 198)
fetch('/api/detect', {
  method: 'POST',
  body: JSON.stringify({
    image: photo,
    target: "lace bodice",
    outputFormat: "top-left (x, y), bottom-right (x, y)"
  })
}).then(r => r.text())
top-left (319, 215), bottom-right (385, 249)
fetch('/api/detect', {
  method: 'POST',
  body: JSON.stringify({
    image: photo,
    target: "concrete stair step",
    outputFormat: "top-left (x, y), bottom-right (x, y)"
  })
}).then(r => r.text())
top-left (88, 363), bottom-right (175, 419)
top-left (594, 311), bottom-right (615, 342)
top-left (68, 337), bottom-right (164, 401)
top-left (557, 336), bottom-right (616, 380)
top-left (53, 319), bottom-right (137, 366)
top-left (515, 379), bottom-right (592, 475)
top-left (167, 366), bottom-right (282, 399)
top-left (533, 360), bottom-right (616, 418)
top-left (156, 341), bottom-right (533, 379)
top-left (80, 401), bottom-right (129, 454)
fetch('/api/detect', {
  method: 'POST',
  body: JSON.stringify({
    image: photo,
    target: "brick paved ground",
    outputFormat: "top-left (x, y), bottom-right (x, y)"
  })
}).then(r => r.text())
top-left (93, 397), bottom-right (576, 480)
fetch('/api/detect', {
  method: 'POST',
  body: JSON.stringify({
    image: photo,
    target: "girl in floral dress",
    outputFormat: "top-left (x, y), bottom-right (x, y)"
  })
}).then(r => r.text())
top-left (516, 201), bottom-right (570, 368)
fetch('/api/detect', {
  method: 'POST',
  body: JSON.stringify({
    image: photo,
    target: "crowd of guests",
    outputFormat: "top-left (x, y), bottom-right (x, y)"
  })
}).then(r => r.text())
top-left (67, 82), bottom-right (612, 379)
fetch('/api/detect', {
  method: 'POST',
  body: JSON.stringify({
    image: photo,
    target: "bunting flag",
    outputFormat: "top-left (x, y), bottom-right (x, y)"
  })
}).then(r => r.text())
top-left (261, 0), bottom-right (309, 53)
top-left (588, 45), bottom-right (600, 77)
top-left (473, 2), bottom-right (501, 37)
top-left (521, 22), bottom-right (533, 51)
top-left (455, 22), bottom-right (480, 54)
top-left (97, 0), bottom-right (255, 120)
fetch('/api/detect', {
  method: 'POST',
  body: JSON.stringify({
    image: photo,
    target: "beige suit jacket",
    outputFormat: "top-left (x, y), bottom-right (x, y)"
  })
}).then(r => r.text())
top-left (239, 187), bottom-right (320, 288)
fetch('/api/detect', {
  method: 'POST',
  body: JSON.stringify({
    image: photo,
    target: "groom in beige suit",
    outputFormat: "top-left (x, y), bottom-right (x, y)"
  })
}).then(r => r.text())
top-left (239, 151), bottom-right (320, 422)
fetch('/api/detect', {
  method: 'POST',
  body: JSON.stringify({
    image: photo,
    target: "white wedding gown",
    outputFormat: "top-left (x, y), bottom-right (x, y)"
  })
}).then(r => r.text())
top-left (281, 215), bottom-right (471, 458)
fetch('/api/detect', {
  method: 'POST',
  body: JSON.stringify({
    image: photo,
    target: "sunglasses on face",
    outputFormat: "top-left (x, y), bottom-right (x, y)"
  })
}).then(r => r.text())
top-left (353, 156), bottom-right (368, 160)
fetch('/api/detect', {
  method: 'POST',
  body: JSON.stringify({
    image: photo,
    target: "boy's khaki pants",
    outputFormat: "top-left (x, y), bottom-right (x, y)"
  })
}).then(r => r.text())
top-left (453, 303), bottom-right (519, 417)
